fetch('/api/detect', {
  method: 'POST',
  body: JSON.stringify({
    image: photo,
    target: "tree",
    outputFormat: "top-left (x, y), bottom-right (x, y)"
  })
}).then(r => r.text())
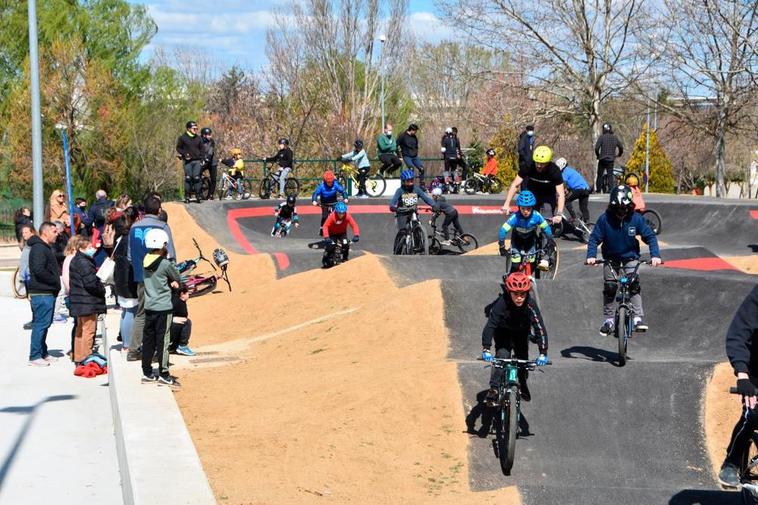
top-left (487, 118), bottom-right (520, 189)
top-left (625, 125), bottom-right (675, 193)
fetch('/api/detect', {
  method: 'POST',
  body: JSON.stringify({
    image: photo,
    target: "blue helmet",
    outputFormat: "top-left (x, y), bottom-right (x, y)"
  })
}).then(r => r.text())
top-left (400, 169), bottom-right (415, 182)
top-left (334, 202), bottom-right (348, 214)
top-left (516, 190), bottom-right (536, 207)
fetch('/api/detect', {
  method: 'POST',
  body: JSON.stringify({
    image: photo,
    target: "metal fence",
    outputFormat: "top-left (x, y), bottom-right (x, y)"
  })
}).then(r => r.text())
top-left (0, 208), bottom-right (15, 243)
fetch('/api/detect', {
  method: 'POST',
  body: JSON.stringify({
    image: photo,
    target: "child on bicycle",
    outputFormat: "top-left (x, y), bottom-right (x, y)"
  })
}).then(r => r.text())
top-left (389, 169), bottom-right (436, 230)
top-left (225, 148), bottom-right (245, 200)
top-left (624, 172), bottom-right (646, 211)
top-left (265, 138), bottom-right (294, 199)
top-left (481, 271), bottom-right (549, 403)
top-left (312, 170), bottom-right (348, 237)
top-left (586, 184), bottom-right (661, 336)
top-left (272, 195), bottom-right (299, 237)
top-left (322, 202), bottom-right (360, 267)
top-left (430, 187), bottom-right (464, 245)
top-left (498, 190), bottom-right (555, 273)
top-left (482, 148), bottom-right (498, 178)
top-left (341, 139), bottom-right (371, 198)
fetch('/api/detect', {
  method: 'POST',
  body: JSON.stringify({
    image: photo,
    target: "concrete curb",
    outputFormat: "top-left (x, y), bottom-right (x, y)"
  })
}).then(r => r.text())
top-left (104, 310), bottom-right (216, 505)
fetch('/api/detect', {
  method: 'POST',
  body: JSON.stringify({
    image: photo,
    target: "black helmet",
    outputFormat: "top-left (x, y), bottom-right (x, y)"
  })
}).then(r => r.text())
top-left (609, 184), bottom-right (634, 208)
top-left (286, 195), bottom-right (296, 206)
top-left (354, 139), bottom-right (364, 150)
top-left (603, 123), bottom-right (612, 132)
top-left (200, 127), bottom-right (212, 136)
top-left (278, 138), bottom-right (289, 146)
top-left (408, 123), bottom-right (418, 131)
top-left (486, 148), bottom-right (496, 156)
top-left (186, 120), bottom-right (197, 130)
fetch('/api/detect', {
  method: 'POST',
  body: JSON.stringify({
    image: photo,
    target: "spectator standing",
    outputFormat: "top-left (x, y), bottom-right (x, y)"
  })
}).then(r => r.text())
top-left (452, 127), bottom-right (469, 180)
top-left (265, 138), bottom-right (295, 199)
top-left (517, 125), bottom-right (536, 172)
top-left (73, 198), bottom-right (89, 237)
top-left (594, 123), bottom-right (624, 193)
top-left (441, 127), bottom-right (463, 189)
top-left (87, 190), bottom-right (114, 234)
top-left (200, 127), bottom-right (218, 200)
top-left (397, 124), bottom-right (425, 189)
top-left (27, 222), bottom-right (61, 366)
top-left (377, 123), bottom-right (402, 176)
top-left (18, 225), bottom-right (36, 330)
top-left (176, 120), bottom-right (205, 204)
top-left (14, 207), bottom-right (33, 248)
top-left (127, 196), bottom-right (176, 362)
top-left (68, 238), bottom-right (106, 364)
top-left (52, 221), bottom-right (69, 323)
top-left (114, 213), bottom-right (138, 352)
top-left (46, 190), bottom-right (69, 225)
top-left (62, 235), bottom-right (86, 358)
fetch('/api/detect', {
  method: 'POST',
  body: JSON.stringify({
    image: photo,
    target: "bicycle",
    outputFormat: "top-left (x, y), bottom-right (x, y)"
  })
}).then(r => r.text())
top-left (337, 161), bottom-right (386, 197)
top-left (552, 212), bottom-right (594, 244)
top-left (271, 218), bottom-right (298, 238)
top-left (426, 211), bottom-right (478, 254)
top-left (503, 244), bottom-right (560, 281)
top-left (638, 208), bottom-right (662, 235)
top-left (463, 172), bottom-right (502, 195)
top-left (592, 259), bottom-right (654, 366)
top-left (12, 266), bottom-right (26, 299)
top-left (217, 170), bottom-right (252, 200)
top-left (259, 167), bottom-right (300, 199)
top-left (393, 208), bottom-right (428, 255)
top-left (177, 238), bottom-right (232, 297)
top-left (486, 358), bottom-right (545, 475)
top-left (726, 387), bottom-right (758, 504)
top-left (199, 173), bottom-right (212, 200)
top-left (322, 236), bottom-right (359, 268)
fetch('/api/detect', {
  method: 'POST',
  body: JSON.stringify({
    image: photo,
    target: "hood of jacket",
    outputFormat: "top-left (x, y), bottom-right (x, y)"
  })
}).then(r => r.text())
top-left (144, 253), bottom-right (164, 272)
top-left (26, 235), bottom-right (47, 248)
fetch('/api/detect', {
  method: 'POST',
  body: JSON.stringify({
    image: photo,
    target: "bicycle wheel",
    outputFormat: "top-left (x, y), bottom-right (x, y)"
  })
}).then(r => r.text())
top-left (616, 306), bottom-right (628, 366)
top-left (393, 230), bottom-right (408, 255)
top-left (552, 220), bottom-right (564, 238)
top-left (463, 177), bottom-right (478, 195)
top-left (489, 179), bottom-right (503, 194)
top-left (641, 209), bottom-right (662, 235)
top-left (337, 175), bottom-right (348, 192)
top-left (546, 244), bottom-right (560, 280)
top-left (199, 176), bottom-right (211, 200)
top-left (412, 223), bottom-right (428, 255)
top-left (218, 178), bottom-right (230, 200)
top-left (187, 276), bottom-right (217, 298)
top-left (258, 178), bottom-right (272, 199)
top-left (12, 267), bottom-right (26, 299)
top-left (456, 233), bottom-right (479, 254)
top-left (241, 178), bottom-right (253, 200)
top-left (429, 237), bottom-right (441, 255)
top-left (499, 386), bottom-right (519, 475)
top-left (284, 177), bottom-right (300, 197)
top-left (366, 173), bottom-right (386, 197)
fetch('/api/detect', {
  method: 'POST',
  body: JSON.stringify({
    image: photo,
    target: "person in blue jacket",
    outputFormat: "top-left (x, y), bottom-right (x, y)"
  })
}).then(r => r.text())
top-left (340, 139), bottom-right (371, 198)
top-left (586, 184), bottom-right (661, 336)
top-left (389, 169), bottom-right (435, 230)
top-left (312, 170), bottom-right (348, 236)
top-left (498, 190), bottom-right (554, 272)
top-left (555, 157), bottom-right (591, 222)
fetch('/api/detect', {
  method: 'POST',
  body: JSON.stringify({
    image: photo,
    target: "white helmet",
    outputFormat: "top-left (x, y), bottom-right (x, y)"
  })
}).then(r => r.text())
top-left (144, 228), bottom-right (169, 249)
top-left (445, 127), bottom-right (453, 134)
top-left (431, 187), bottom-right (443, 196)
top-left (555, 157), bottom-right (567, 170)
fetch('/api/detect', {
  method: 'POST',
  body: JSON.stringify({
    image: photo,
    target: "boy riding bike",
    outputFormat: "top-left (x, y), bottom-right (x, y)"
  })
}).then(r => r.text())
top-left (498, 190), bottom-right (555, 273)
top-left (340, 139), bottom-right (371, 198)
top-left (322, 202), bottom-right (360, 267)
top-left (586, 185), bottom-right (661, 336)
top-left (482, 271), bottom-right (549, 403)
top-left (430, 187), bottom-right (464, 245)
top-left (389, 169), bottom-right (436, 230)
top-left (271, 195), bottom-right (299, 237)
top-left (312, 170), bottom-right (348, 236)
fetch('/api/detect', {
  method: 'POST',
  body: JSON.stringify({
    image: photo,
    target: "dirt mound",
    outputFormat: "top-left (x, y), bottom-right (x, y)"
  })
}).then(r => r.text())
top-left (705, 362), bottom-right (743, 479)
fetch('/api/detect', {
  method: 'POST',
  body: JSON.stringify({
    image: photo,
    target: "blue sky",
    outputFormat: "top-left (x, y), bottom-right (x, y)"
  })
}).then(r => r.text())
top-left (126, 0), bottom-right (450, 72)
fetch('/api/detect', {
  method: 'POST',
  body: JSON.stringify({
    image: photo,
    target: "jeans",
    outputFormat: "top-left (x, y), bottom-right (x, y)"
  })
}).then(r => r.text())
top-left (184, 160), bottom-right (203, 197)
top-left (119, 304), bottom-right (138, 349)
top-left (129, 284), bottom-right (145, 352)
top-left (30, 294), bottom-right (55, 360)
top-left (277, 167), bottom-right (291, 195)
top-left (403, 156), bottom-right (425, 186)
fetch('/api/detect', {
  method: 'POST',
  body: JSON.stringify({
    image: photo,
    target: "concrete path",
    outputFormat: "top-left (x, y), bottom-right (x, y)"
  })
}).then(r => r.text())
top-left (0, 297), bottom-right (123, 504)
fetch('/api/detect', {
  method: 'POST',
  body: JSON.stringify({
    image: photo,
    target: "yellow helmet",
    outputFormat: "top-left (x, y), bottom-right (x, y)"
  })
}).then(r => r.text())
top-left (625, 173), bottom-right (639, 187)
top-left (532, 145), bottom-right (553, 164)
top-left (230, 148), bottom-right (242, 156)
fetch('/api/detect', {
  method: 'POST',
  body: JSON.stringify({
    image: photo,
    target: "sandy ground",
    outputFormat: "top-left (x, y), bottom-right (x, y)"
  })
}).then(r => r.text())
top-left (164, 203), bottom-right (520, 504)
top-left (704, 362), bottom-right (743, 478)
top-left (723, 256), bottom-right (758, 275)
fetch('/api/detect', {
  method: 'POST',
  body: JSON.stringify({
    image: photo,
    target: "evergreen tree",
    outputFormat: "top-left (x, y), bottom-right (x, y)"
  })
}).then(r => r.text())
top-left (488, 118), bottom-right (519, 189)
top-left (625, 124), bottom-right (675, 193)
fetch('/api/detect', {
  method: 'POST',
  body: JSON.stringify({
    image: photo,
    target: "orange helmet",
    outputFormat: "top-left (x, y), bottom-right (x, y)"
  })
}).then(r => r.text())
top-left (504, 272), bottom-right (531, 293)
top-left (323, 170), bottom-right (335, 183)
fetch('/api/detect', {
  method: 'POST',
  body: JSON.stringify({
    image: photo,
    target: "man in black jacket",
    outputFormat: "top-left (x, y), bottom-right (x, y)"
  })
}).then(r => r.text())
top-left (27, 222), bottom-right (62, 366)
top-left (265, 138), bottom-right (294, 199)
top-left (200, 127), bottom-right (218, 200)
top-left (719, 285), bottom-right (758, 488)
top-left (176, 121), bottom-right (205, 204)
top-left (594, 123), bottom-right (624, 193)
top-left (397, 124), bottom-right (425, 188)
top-left (517, 125), bottom-right (535, 172)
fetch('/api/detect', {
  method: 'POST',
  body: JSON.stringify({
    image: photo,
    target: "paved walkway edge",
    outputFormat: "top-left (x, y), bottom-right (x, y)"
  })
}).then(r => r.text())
top-left (104, 311), bottom-right (217, 505)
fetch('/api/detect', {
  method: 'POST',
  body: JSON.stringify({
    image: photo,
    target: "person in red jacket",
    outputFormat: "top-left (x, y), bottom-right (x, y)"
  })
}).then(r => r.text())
top-left (322, 201), bottom-right (360, 267)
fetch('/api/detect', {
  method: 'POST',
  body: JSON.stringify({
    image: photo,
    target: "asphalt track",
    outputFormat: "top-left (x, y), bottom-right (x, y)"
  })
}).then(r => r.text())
top-left (185, 194), bottom-right (757, 504)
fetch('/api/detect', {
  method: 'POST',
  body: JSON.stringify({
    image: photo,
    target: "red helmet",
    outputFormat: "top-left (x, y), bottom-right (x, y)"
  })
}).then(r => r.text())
top-left (323, 170), bottom-right (335, 183)
top-left (504, 272), bottom-right (531, 293)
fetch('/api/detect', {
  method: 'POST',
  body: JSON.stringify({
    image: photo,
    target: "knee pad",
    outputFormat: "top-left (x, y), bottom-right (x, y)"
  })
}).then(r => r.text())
top-left (185, 175), bottom-right (192, 181)
top-left (603, 281), bottom-right (618, 299)
top-left (630, 279), bottom-right (641, 296)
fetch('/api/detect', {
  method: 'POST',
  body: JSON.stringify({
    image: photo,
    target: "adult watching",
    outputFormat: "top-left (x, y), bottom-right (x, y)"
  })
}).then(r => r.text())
top-left (27, 222), bottom-right (61, 367)
top-left (176, 120), bottom-right (205, 204)
top-left (397, 124), bottom-right (425, 188)
top-left (376, 123), bottom-right (402, 177)
top-left (594, 122), bottom-right (624, 193)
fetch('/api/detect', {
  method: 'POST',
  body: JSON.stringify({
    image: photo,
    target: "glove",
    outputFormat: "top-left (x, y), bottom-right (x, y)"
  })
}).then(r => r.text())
top-left (498, 242), bottom-right (507, 257)
top-left (482, 349), bottom-right (493, 362)
top-left (352, 236), bottom-right (360, 243)
top-left (312, 200), bottom-right (318, 206)
top-left (389, 206), bottom-right (397, 213)
top-left (536, 354), bottom-right (549, 366)
top-left (324, 238), bottom-right (334, 246)
top-left (737, 378), bottom-right (757, 397)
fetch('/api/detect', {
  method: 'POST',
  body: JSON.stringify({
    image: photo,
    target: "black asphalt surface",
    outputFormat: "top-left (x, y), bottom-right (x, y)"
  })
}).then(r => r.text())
top-left (184, 195), bottom-right (757, 504)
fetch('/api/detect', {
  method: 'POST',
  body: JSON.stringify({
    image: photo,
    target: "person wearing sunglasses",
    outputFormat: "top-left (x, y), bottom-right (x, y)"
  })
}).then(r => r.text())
top-left (176, 121), bottom-right (205, 204)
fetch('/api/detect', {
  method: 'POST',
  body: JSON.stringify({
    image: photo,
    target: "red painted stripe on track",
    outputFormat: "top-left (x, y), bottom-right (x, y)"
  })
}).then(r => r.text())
top-left (750, 210), bottom-right (758, 220)
top-left (273, 252), bottom-right (290, 270)
top-left (227, 204), bottom-right (507, 219)
top-left (663, 257), bottom-right (737, 272)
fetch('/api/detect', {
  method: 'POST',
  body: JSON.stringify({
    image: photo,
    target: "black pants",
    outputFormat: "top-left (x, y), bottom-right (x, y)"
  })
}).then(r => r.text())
top-left (324, 233), bottom-right (350, 261)
top-left (596, 160), bottom-right (615, 193)
top-left (184, 160), bottom-right (203, 198)
top-left (724, 405), bottom-right (758, 468)
top-left (490, 333), bottom-right (529, 388)
top-left (206, 163), bottom-right (217, 199)
top-left (566, 188), bottom-right (591, 222)
top-left (535, 193), bottom-right (557, 217)
top-left (441, 210), bottom-right (463, 239)
top-left (379, 153), bottom-right (401, 175)
top-left (319, 202), bottom-right (336, 236)
top-left (142, 309), bottom-right (172, 378)
top-left (357, 167), bottom-right (370, 194)
top-left (170, 319), bottom-right (191, 351)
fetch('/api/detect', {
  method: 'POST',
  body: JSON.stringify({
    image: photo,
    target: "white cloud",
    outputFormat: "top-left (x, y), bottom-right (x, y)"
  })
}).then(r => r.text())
top-left (407, 11), bottom-right (455, 43)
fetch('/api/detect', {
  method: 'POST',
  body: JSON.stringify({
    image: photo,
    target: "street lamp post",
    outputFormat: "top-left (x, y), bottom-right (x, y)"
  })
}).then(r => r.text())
top-left (379, 34), bottom-right (386, 129)
top-left (27, 0), bottom-right (44, 227)
top-left (55, 124), bottom-right (75, 236)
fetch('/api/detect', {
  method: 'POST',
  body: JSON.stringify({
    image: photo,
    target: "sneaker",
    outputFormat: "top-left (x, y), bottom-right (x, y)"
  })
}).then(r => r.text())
top-left (599, 320), bottom-right (615, 337)
top-left (485, 388), bottom-right (498, 406)
top-left (28, 358), bottom-right (50, 367)
top-left (519, 383), bottom-right (531, 402)
top-left (126, 351), bottom-right (142, 362)
top-left (176, 345), bottom-right (195, 357)
top-left (53, 314), bottom-right (67, 323)
top-left (43, 355), bottom-right (58, 363)
top-left (236, 195), bottom-right (242, 200)
top-left (157, 375), bottom-right (180, 388)
top-left (537, 259), bottom-right (550, 271)
top-left (195, 198), bottom-right (202, 204)
top-left (184, 197), bottom-right (190, 204)
top-left (225, 195), bottom-right (233, 200)
top-left (440, 239), bottom-right (452, 246)
top-left (634, 317), bottom-right (648, 332)
top-left (23, 321), bottom-right (32, 330)
top-left (718, 462), bottom-right (740, 488)
top-left (141, 374), bottom-right (157, 384)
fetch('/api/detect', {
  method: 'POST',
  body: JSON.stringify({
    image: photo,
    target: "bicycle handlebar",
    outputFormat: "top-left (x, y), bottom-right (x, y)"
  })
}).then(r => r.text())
top-left (730, 387), bottom-right (739, 394)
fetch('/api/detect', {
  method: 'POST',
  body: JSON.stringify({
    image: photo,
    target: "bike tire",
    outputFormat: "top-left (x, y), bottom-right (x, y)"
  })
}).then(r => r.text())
top-left (489, 179), bottom-right (503, 194)
top-left (366, 173), bottom-right (386, 197)
top-left (12, 267), bottom-right (27, 299)
top-left (463, 178), bottom-right (478, 195)
top-left (429, 237), bottom-right (441, 255)
top-left (456, 233), bottom-right (479, 254)
top-left (200, 176), bottom-right (211, 200)
top-left (218, 178), bottom-right (230, 200)
top-left (552, 220), bottom-right (564, 238)
top-left (547, 244), bottom-right (560, 280)
top-left (241, 178), bottom-right (253, 200)
top-left (188, 276), bottom-right (217, 298)
top-left (284, 177), bottom-right (300, 197)
top-left (616, 306), bottom-right (628, 366)
top-left (500, 386), bottom-right (519, 475)
top-left (393, 230), bottom-right (408, 255)
top-left (641, 209), bottom-right (662, 235)
top-left (412, 223), bottom-right (428, 255)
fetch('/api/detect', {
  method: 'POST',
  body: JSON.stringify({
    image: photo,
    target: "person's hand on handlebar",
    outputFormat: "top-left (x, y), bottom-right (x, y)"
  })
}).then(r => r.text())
top-left (551, 214), bottom-right (563, 225)
top-left (536, 354), bottom-right (550, 366)
top-left (651, 257), bottom-right (662, 267)
top-left (738, 373), bottom-right (758, 409)
top-left (352, 235), bottom-right (360, 243)
top-left (586, 257), bottom-right (597, 266)
top-left (312, 200), bottom-right (318, 206)
top-left (501, 205), bottom-right (512, 216)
